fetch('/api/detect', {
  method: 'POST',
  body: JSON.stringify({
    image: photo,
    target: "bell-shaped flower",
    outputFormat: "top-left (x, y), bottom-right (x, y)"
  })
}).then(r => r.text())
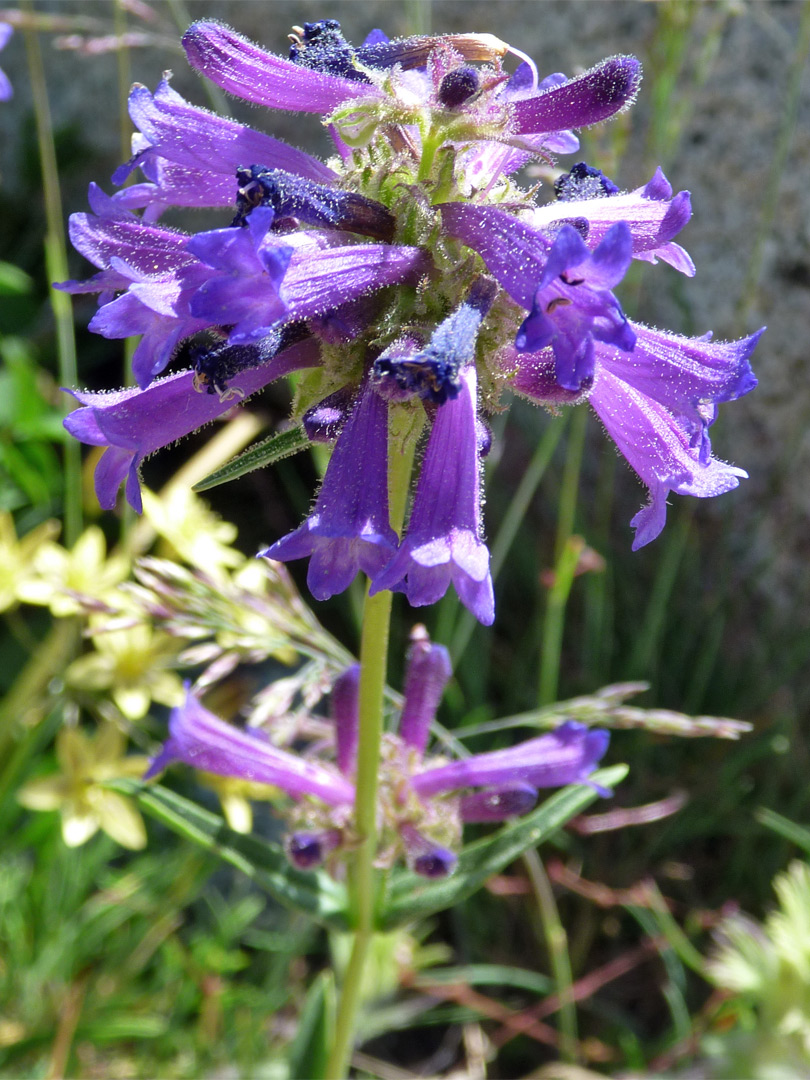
top-left (261, 378), bottom-right (399, 600)
top-left (111, 75), bottom-right (335, 219)
top-left (371, 364), bottom-right (494, 625)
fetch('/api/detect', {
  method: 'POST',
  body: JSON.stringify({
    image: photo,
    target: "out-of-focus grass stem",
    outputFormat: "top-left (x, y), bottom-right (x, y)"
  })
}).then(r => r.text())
top-left (538, 407), bottom-right (587, 705)
top-left (450, 413), bottom-right (568, 664)
top-left (22, 3), bottom-right (82, 547)
top-left (523, 847), bottom-right (579, 1063)
top-left (739, 0), bottom-right (810, 322)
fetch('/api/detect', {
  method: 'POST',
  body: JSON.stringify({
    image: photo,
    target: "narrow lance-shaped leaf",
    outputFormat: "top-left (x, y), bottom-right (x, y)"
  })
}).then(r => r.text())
top-left (193, 425), bottom-right (310, 492)
top-left (110, 778), bottom-right (349, 930)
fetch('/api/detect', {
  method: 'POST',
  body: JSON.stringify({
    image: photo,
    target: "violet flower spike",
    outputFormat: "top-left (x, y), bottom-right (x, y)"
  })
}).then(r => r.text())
top-left (261, 378), bottom-right (399, 600)
top-left (371, 364), bottom-right (495, 626)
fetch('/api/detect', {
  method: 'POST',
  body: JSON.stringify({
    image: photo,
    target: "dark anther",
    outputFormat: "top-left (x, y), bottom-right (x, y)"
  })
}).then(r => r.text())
top-left (288, 19), bottom-right (371, 82)
top-left (438, 66), bottom-right (480, 109)
top-left (192, 323), bottom-right (309, 398)
top-left (555, 162), bottom-right (620, 202)
top-left (232, 165), bottom-right (396, 243)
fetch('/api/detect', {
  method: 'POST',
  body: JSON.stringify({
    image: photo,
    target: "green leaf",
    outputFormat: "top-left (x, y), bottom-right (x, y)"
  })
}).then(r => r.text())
top-left (110, 779), bottom-right (349, 930)
top-left (756, 807), bottom-right (810, 856)
top-left (286, 969), bottom-right (335, 1080)
top-left (193, 425), bottom-right (310, 492)
top-left (380, 764), bottom-right (628, 929)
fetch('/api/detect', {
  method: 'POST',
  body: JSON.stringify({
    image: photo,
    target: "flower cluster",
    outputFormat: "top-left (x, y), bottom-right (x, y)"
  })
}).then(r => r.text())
top-left (62, 17), bottom-right (761, 622)
top-left (146, 627), bottom-right (609, 876)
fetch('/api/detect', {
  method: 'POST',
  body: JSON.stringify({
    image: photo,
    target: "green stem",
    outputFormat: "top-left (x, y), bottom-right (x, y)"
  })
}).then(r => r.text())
top-left (523, 848), bottom-right (579, 1063)
top-left (326, 414), bottom-right (415, 1079)
top-left (22, 3), bottom-right (82, 547)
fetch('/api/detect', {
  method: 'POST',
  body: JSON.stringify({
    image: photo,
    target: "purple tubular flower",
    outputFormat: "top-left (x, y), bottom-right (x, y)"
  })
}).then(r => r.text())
top-left (146, 688), bottom-right (355, 806)
top-left (0, 24), bottom-right (13, 102)
top-left (590, 368), bottom-right (748, 550)
top-left (286, 829), bottom-right (343, 869)
top-left (182, 21), bottom-right (382, 114)
top-left (331, 664), bottom-right (360, 776)
top-left (63, 337), bottom-right (320, 513)
top-left (534, 166), bottom-right (694, 274)
top-left (188, 211), bottom-right (426, 345)
top-left (511, 55), bottom-right (641, 135)
top-left (371, 365), bottom-right (494, 625)
top-left (399, 631), bottom-right (452, 755)
top-left (511, 321), bottom-right (760, 546)
top-left (261, 379), bottom-right (399, 600)
top-left (460, 783), bottom-right (538, 823)
top-left (515, 222), bottom-right (636, 391)
top-left (111, 76), bottom-right (334, 214)
top-left (412, 721), bottom-right (609, 798)
top-left (399, 823), bottom-right (458, 878)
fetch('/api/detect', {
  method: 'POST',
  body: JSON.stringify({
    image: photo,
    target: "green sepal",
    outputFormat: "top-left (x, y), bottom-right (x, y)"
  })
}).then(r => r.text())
top-left (379, 764), bottom-right (628, 929)
top-left (286, 969), bottom-right (336, 1080)
top-left (110, 779), bottom-right (349, 930)
top-left (192, 425), bottom-right (310, 493)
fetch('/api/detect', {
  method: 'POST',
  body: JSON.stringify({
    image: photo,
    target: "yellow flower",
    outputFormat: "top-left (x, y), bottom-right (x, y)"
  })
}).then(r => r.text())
top-left (0, 512), bottom-right (60, 612)
top-left (198, 772), bottom-right (282, 834)
top-left (142, 487), bottom-right (243, 575)
top-left (66, 620), bottom-right (184, 720)
top-left (17, 524), bottom-right (130, 616)
top-left (17, 724), bottom-right (149, 849)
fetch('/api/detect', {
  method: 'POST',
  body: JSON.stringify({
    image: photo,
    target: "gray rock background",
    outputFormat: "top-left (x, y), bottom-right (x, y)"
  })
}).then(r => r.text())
top-left (1, 0), bottom-right (808, 716)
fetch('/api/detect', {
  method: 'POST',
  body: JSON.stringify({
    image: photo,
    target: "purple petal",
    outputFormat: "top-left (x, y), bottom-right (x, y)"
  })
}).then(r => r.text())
top-left (182, 21), bottom-right (381, 113)
top-left (122, 77), bottom-right (334, 190)
top-left (63, 337), bottom-right (321, 513)
top-left (331, 665), bottom-right (360, 776)
top-left (589, 367), bottom-right (748, 549)
top-left (286, 829), bottom-right (343, 869)
top-left (399, 824), bottom-right (457, 878)
top-left (460, 783), bottom-right (538, 822)
top-left (371, 366), bottom-right (494, 625)
top-left (412, 721), bottom-right (609, 797)
top-left (399, 630), bottom-right (452, 754)
top-left (261, 379), bottom-right (398, 600)
top-left (439, 202), bottom-right (550, 309)
top-left (146, 689), bottom-right (354, 805)
top-left (512, 56), bottom-right (642, 135)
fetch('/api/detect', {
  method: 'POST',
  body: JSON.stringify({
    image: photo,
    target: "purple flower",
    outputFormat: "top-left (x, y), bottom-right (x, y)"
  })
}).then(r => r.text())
top-left (371, 364), bottom-right (495, 625)
top-left (182, 20), bottom-right (383, 113)
top-left (261, 379), bottom-right (399, 600)
top-left (146, 688), bottom-right (355, 806)
top-left (399, 629), bottom-right (453, 755)
top-left (512, 322), bottom-right (762, 547)
top-left (111, 76), bottom-right (335, 219)
top-left (147, 644), bottom-right (610, 876)
top-left (514, 222), bottom-right (636, 391)
top-left (0, 23), bottom-right (13, 102)
top-left (411, 721), bottom-right (610, 798)
top-left (64, 337), bottom-right (320, 513)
